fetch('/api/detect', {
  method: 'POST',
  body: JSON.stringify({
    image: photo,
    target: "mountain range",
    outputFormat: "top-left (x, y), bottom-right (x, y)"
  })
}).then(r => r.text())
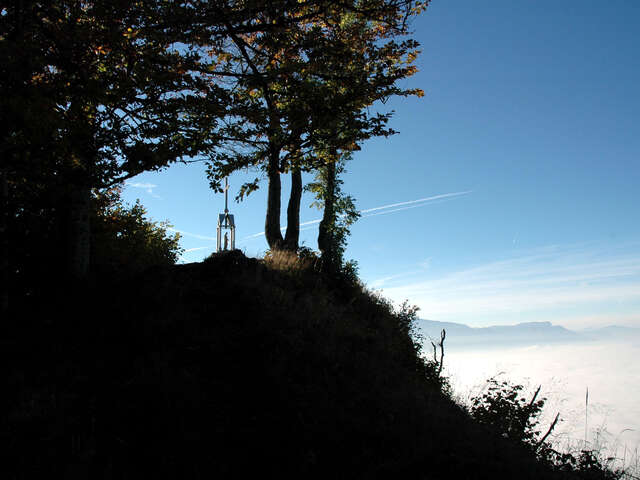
top-left (416, 319), bottom-right (640, 350)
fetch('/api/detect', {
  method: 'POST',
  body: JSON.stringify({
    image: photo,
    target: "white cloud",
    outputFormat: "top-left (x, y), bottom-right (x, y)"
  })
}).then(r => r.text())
top-left (378, 242), bottom-right (640, 328)
top-left (369, 270), bottom-right (425, 288)
top-left (369, 258), bottom-right (433, 288)
top-left (126, 181), bottom-right (160, 198)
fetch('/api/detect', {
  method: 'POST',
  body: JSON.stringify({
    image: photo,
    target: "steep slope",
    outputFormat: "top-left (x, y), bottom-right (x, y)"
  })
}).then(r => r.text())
top-left (2, 251), bottom-right (590, 479)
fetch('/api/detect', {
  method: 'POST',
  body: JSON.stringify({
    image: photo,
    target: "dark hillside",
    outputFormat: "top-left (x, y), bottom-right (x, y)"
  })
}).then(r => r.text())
top-left (2, 251), bottom-right (590, 479)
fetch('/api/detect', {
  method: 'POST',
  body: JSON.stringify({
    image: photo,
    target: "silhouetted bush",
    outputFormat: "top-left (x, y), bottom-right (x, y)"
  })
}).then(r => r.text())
top-left (1, 251), bottom-right (621, 479)
top-left (91, 188), bottom-right (182, 273)
top-left (469, 378), bottom-right (623, 480)
top-left (470, 377), bottom-right (547, 445)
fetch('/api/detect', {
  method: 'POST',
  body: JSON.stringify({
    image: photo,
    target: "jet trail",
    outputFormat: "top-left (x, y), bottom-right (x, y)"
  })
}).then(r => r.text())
top-left (359, 191), bottom-right (472, 214)
top-left (240, 190), bottom-right (472, 241)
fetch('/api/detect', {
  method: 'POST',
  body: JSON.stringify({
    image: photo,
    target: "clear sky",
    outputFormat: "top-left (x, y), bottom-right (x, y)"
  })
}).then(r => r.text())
top-left (122, 0), bottom-right (640, 329)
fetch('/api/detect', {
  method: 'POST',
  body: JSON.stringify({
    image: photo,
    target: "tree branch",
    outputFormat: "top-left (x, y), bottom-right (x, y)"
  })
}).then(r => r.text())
top-left (536, 412), bottom-right (560, 451)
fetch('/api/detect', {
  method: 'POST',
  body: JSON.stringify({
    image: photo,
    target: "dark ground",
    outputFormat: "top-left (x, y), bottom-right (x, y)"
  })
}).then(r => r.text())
top-left (1, 251), bottom-right (599, 479)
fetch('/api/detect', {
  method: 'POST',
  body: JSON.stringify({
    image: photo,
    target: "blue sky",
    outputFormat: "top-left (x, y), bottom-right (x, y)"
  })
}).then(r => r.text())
top-left (123, 0), bottom-right (640, 329)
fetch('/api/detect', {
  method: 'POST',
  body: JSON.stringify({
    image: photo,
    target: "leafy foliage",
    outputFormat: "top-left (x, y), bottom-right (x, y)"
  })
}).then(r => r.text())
top-left (470, 377), bottom-right (547, 445)
top-left (91, 188), bottom-right (182, 273)
top-left (3, 179), bottom-right (180, 306)
top-left (203, 1), bottom-right (428, 250)
top-left (306, 154), bottom-right (360, 276)
top-left (1, 0), bottom-right (222, 189)
top-left (0, 3), bottom-right (627, 478)
top-left (205, 0), bottom-right (427, 187)
top-left (0, 0), bottom-right (226, 276)
top-left (1, 0), bottom-right (427, 277)
top-left (468, 377), bottom-right (623, 479)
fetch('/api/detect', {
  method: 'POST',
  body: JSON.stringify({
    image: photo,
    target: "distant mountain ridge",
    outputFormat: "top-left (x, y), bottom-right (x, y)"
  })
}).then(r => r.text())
top-left (416, 319), bottom-right (640, 349)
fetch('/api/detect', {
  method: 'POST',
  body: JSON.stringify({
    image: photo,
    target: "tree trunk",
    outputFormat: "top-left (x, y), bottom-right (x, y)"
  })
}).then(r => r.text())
top-left (66, 185), bottom-right (92, 278)
top-left (283, 167), bottom-right (302, 251)
top-left (0, 168), bottom-right (8, 313)
top-left (264, 151), bottom-right (284, 250)
top-left (318, 161), bottom-right (336, 267)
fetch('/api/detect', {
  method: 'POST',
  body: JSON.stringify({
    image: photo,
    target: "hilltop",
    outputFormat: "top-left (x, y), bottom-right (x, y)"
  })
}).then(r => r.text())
top-left (1, 251), bottom-right (614, 478)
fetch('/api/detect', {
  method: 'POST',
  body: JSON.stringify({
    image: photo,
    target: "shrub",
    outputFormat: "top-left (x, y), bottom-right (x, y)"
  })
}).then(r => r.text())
top-left (91, 188), bottom-right (182, 273)
top-left (469, 377), bottom-right (623, 479)
top-left (469, 377), bottom-right (547, 446)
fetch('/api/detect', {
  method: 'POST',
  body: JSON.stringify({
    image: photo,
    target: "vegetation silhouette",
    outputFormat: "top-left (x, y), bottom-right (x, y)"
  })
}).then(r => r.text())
top-left (0, 1), bottom-right (628, 478)
top-left (1, 248), bottom-right (625, 478)
top-left (468, 378), bottom-right (625, 479)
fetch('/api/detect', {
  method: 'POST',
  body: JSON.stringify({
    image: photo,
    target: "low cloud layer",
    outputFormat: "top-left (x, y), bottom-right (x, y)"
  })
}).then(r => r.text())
top-left (446, 341), bottom-right (640, 464)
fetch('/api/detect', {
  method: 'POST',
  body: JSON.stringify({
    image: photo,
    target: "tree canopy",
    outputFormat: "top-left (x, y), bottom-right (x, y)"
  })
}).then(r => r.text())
top-left (1, 0), bottom-right (223, 187)
top-left (1, 0), bottom-right (429, 301)
top-left (203, 0), bottom-right (428, 250)
top-left (1, 0), bottom-right (226, 277)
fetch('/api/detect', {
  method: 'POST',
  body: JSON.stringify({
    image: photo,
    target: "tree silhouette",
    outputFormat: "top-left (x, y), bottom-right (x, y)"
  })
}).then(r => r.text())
top-left (205, 0), bottom-right (427, 251)
top-left (1, 0), bottom-right (224, 277)
top-left (306, 153), bottom-right (360, 275)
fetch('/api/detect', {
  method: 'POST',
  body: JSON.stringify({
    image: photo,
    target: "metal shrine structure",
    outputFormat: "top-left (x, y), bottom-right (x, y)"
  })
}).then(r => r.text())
top-left (216, 177), bottom-right (236, 252)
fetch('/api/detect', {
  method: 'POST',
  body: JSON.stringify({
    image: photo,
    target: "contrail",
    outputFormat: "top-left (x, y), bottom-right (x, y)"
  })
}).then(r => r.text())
top-left (363, 202), bottom-right (443, 218)
top-left (359, 191), bottom-right (472, 214)
top-left (167, 228), bottom-right (217, 241)
top-left (361, 196), bottom-right (465, 218)
top-left (242, 218), bottom-right (323, 240)
top-left (183, 246), bottom-right (212, 253)
top-left (240, 190), bottom-right (472, 241)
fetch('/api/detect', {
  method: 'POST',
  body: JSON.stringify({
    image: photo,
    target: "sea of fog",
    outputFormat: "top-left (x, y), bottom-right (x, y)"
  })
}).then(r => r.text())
top-left (439, 341), bottom-right (640, 463)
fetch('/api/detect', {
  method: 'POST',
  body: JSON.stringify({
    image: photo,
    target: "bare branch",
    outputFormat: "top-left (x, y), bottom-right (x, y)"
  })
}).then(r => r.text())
top-left (536, 412), bottom-right (560, 450)
top-left (437, 329), bottom-right (446, 377)
top-left (527, 385), bottom-right (542, 410)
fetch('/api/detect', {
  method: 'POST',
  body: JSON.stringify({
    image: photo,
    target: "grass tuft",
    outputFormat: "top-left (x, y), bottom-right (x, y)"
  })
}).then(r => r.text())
top-left (262, 248), bottom-right (318, 272)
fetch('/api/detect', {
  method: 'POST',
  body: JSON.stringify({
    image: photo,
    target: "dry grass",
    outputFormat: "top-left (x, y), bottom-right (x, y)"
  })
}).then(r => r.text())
top-left (262, 248), bottom-right (318, 272)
